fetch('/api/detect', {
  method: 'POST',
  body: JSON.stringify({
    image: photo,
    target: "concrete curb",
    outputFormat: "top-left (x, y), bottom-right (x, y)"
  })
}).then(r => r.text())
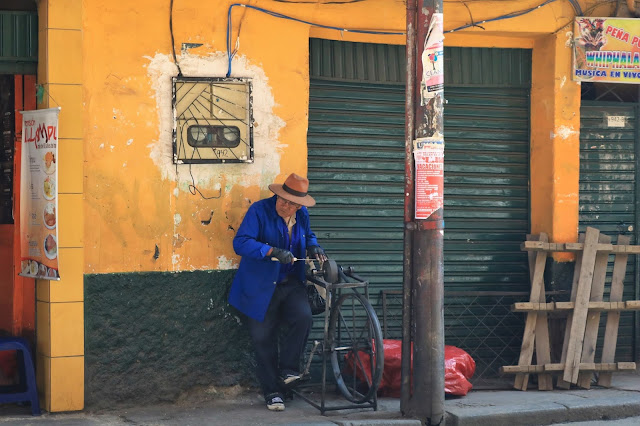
top-left (334, 421), bottom-right (422, 426)
top-left (445, 391), bottom-right (640, 426)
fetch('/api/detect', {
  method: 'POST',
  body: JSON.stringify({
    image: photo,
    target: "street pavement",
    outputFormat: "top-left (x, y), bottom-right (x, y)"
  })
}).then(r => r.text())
top-left (0, 372), bottom-right (639, 425)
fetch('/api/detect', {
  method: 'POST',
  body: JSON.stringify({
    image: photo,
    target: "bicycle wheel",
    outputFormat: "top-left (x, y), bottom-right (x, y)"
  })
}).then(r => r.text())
top-left (327, 291), bottom-right (384, 403)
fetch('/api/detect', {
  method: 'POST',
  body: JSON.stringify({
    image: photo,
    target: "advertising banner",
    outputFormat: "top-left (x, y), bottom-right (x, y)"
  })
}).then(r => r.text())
top-left (574, 17), bottom-right (640, 84)
top-left (19, 108), bottom-right (60, 280)
top-left (414, 138), bottom-right (444, 220)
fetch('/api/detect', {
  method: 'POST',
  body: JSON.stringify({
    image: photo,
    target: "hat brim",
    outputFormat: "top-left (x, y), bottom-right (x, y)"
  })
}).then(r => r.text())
top-left (269, 184), bottom-right (316, 207)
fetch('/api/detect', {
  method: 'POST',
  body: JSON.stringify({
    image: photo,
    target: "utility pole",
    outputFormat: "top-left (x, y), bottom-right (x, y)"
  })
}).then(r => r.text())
top-left (402, 0), bottom-right (445, 425)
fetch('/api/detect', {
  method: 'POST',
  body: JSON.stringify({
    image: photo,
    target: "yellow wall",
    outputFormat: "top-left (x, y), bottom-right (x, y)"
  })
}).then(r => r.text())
top-left (30, 0), bottom-right (621, 412)
top-left (531, 32), bottom-right (581, 261)
top-left (36, 0), bottom-right (85, 412)
top-left (82, 0), bottom-right (406, 274)
top-left (81, 0), bottom-right (611, 274)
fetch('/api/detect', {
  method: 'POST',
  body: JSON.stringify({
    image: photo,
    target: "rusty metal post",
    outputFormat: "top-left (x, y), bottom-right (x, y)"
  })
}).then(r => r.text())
top-left (401, 0), bottom-right (417, 416)
top-left (402, 0), bottom-right (445, 424)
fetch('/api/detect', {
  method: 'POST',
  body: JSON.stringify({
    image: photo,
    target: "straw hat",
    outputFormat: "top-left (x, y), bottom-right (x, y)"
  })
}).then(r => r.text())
top-left (268, 173), bottom-right (316, 207)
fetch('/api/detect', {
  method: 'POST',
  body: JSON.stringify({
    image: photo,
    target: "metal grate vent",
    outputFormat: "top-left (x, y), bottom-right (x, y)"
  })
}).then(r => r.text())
top-left (172, 77), bottom-right (253, 164)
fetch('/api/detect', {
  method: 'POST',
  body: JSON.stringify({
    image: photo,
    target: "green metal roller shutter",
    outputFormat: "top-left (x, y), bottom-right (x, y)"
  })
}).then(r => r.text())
top-left (308, 40), bottom-right (531, 380)
top-left (0, 11), bottom-right (37, 75)
top-left (579, 102), bottom-right (637, 362)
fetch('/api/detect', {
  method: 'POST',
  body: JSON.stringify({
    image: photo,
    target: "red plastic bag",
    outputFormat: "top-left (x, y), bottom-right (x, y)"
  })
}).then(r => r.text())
top-left (444, 345), bottom-right (475, 396)
top-left (346, 339), bottom-right (475, 397)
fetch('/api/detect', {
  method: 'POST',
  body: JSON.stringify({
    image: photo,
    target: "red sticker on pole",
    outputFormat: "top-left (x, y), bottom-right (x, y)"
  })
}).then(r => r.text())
top-left (414, 138), bottom-right (444, 220)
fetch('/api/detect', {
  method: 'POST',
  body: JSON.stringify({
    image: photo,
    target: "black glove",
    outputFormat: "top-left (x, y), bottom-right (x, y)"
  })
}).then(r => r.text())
top-left (270, 247), bottom-right (295, 264)
top-left (307, 245), bottom-right (327, 261)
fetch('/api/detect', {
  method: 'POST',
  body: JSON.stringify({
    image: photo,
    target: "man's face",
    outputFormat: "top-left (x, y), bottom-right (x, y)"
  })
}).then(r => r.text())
top-left (276, 196), bottom-right (301, 219)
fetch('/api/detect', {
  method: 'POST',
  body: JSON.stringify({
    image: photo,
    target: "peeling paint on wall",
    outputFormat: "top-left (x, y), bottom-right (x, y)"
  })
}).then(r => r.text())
top-left (217, 255), bottom-right (238, 270)
top-left (554, 125), bottom-right (578, 139)
top-left (146, 52), bottom-right (285, 193)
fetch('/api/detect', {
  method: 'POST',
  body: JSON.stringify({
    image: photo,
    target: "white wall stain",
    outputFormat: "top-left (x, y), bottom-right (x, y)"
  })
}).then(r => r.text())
top-left (217, 255), bottom-right (238, 270)
top-left (174, 213), bottom-right (182, 225)
top-left (127, 139), bottom-right (133, 146)
top-left (560, 76), bottom-right (566, 88)
top-left (553, 125), bottom-right (578, 139)
top-left (172, 254), bottom-right (181, 266)
top-left (146, 52), bottom-right (285, 193)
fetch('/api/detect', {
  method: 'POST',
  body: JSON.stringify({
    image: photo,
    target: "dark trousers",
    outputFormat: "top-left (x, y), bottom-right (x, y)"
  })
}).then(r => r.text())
top-left (247, 279), bottom-right (312, 397)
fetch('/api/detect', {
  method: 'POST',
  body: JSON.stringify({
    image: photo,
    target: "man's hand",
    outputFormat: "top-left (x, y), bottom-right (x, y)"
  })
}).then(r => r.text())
top-left (307, 245), bottom-right (327, 262)
top-left (270, 247), bottom-right (295, 264)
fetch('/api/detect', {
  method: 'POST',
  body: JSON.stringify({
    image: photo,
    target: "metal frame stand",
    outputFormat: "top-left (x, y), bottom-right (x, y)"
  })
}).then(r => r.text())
top-left (292, 263), bottom-right (380, 415)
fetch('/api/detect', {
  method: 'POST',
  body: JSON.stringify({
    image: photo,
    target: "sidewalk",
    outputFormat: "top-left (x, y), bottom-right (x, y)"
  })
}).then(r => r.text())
top-left (1, 372), bottom-right (639, 425)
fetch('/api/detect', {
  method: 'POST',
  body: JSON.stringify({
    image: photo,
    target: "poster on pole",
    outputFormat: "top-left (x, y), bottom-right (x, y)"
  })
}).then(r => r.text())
top-left (414, 138), bottom-right (444, 220)
top-left (573, 17), bottom-right (640, 84)
top-left (18, 108), bottom-right (60, 280)
top-left (421, 13), bottom-right (444, 105)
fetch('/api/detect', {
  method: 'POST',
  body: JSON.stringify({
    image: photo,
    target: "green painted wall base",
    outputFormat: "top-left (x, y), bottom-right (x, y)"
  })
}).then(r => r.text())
top-left (85, 270), bottom-right (254, 408)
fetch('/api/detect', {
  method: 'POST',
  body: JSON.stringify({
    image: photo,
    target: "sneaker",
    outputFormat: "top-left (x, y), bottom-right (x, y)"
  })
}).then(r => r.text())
top-left (282, 373), bottom-right (301, 386)
top-left (266, 394), bottom-right (285, 411)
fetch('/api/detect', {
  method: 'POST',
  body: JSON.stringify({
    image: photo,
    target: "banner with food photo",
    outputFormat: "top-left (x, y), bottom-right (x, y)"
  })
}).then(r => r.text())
top-left (19, 108), bottom-right (60, 280)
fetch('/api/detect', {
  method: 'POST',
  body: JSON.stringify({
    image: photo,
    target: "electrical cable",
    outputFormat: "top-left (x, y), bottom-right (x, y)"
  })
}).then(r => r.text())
top-left (188, 165), bottom-right (222, 199)
top-left (170, 0), bottom-right (183, 76)
top-left (567, 0), bottom-right (584, 16)
top-left (226, 1), bottom-right (588, 75)
top-left (445, 0), bottom-right (558, 33)
top-left (226, 3), bottom-right (405, 77)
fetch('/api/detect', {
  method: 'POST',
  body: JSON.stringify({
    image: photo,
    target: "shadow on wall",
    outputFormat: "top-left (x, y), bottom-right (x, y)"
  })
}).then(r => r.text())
top-left (84, 270), bottom-right (254, 409)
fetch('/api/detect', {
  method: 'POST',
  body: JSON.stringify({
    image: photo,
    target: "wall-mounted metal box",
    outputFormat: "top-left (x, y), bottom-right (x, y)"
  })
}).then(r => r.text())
top-left (173, 77), bottom-right (253, 164)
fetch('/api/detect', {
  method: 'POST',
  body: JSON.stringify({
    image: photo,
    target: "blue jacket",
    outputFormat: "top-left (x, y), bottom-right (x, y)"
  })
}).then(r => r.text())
top-left (228, 196), bottom-right (320, 321)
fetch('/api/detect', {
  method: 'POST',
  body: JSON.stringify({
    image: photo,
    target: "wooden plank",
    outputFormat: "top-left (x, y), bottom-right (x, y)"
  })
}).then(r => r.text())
top-left (617, 362), bottom-right (637, 370)
top-left (563, 227), bottom-right (601, 384)
top-left (555, 302), bottom-right (574, 311)
top-left (557, 233), bottom-right (586, 389)
top-left (512, 301), bottom-right (640, 312)
top-left (513, 234), bottom-right (540, 390)
top-left (514, 233), bottom-right (550, 391)
top-left (577, 234), bottom-right (612, 389)
top-left (521, 241), bottom-right (549, 251)
top-left (588, 302), bottom-right (611, 311)
top-left (562, 243), bottom-right (640, 254)
top-left (520, 242), bottom-right (567, 252)
top-left (512, 302), bottom-right (554, 311)
top-left (533, 239), bottom-right (553, 391)
top-left (598, 234), bottom-right (631, 388)
top-left (522, 241), bottom-right (640, 254)
top-left (501, 362), bottom-right (636, 374)
top-left (612, 245), bottom-right (640, 254)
